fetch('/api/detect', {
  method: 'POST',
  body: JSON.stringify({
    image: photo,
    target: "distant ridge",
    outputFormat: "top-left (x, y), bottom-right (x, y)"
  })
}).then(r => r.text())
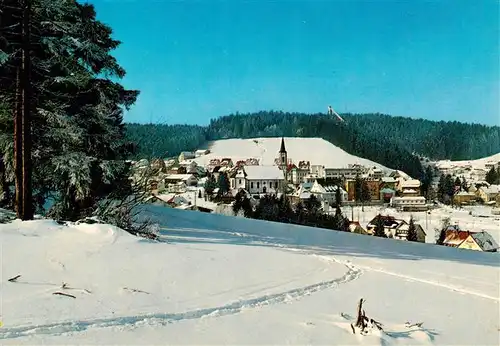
top-left (125, 111), bottom-right (500, 179)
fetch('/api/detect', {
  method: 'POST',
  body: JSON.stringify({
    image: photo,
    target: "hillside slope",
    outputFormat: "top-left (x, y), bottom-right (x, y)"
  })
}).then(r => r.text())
top-left (343, 113), bottom-right (500, 160)
top-left (0, 207), bottom-right (498, 345)
top-left (195, 137), bottom-right (390, 171)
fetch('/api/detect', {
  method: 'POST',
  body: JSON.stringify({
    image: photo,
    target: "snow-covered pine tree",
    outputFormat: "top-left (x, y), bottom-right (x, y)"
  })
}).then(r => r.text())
top-left (373, 215), bottom-right (387, 238)
top-left (0, 0), bottom-right (139, 222)
top-left (407, 216), bottom-right (418, 242)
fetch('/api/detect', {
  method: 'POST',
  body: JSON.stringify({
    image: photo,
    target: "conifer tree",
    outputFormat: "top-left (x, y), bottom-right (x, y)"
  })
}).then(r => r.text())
top-left (217, 172), bottom-right (230, 195)
top-left (0, 0), bottom-right (139, 221)
top-left (373, 215), bottom-right (387, 238)
top-left (361, 180), bottom-right (371, 202)
top-left (335, 185), bottom-right (342, 207)
top-left (407, 217), bottom-right (418, 242)
top-left (486, 167), bottom-right (499, 185)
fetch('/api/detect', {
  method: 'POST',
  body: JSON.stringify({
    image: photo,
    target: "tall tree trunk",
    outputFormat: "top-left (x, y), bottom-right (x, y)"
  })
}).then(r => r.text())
top-left (14, 67), bottom-right (23, 218)
top-left (21, 0), bottom-right (33, 220)
top-left (0, 158), bottom-right (10, 207)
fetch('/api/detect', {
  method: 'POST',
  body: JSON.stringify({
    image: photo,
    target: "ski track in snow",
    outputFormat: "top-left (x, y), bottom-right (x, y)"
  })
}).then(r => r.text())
top-left (0, 262), bottom-right (362, 340)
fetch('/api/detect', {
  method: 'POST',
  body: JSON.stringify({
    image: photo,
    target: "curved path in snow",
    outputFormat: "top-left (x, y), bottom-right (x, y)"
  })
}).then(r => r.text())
top-left (0, 260), bottom-right (362, 340)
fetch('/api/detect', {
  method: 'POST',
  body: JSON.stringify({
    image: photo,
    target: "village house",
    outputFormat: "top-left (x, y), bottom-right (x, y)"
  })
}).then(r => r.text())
top-left (475, 185), bottom-right (500, 203)
top-left (390, 196), bottom-right (427, 211)
top-left (324, 165), bottom-right (366, 180)
top-left (146, 194), bottom-right (189, 208)
top-left (365, 179), bottom-right (381, 201)
top-left (399, 179), bottom-right (421, 196)
top-left (310, 165), bottom-right (325, 178)
top-left (164, 174), bottom-right (198, 187)
top-left (289, 164), bottom-right (309, 185)
top-left (178, 159), bottom-right (198, 174)
top-left (453, 191), bottom-right (477, 205)
top-left (303, 173), bottom-right (322, 183)
top-left (195, 149), bottom-right (210, 157)
top-left (290, 182), bottom-right (313, 204)
top-left (366, 215), bottom-right (407, 237)
top-left (345, 180), bottom-right (356, 201)
top-left (229, 168), bottom-right (247, 190)
top-left (244, 165), bottom-right (285, 195)
top-left (380, 177), bottom-right (397, 190)
top-left (148, 178), bottom-right (165, 194)
top-left (393, 222), bottom-right (426, 242)
top-left (344, 179), bottom-right (381, 202)
top-left (367, 167), bottom-right (384, 179)
top-left (166, 166), bottom-right (187, 175)
top-left (220, 158), bottom-right (234, 168)
top-left (245, 158), bottom-right (260, 166)
top-left (348, 221), bottom-right (368, 235)
top-left (380, 187), bottom-right (396, 203)
top-left (150, 158), bottom-right (167, 173)
top-left (309, 180), bottom-right (348, 211)
top-left (442, 227), bottom-right (498, 252)
top-left (470, 168), bottom-right (488, 182)
top-left (178, 151), bottom-right (195, 162)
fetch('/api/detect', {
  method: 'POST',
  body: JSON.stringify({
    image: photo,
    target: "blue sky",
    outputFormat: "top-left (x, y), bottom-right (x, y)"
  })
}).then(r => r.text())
top-left (92, 0), bottom-right (499, 126)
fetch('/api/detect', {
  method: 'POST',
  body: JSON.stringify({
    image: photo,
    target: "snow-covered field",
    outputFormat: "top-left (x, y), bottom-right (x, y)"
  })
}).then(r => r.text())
top-left (0, 206), bottom-right (499, 345)
top-left (195, 137), bottom-right (389, 171)
top-left (342, 204), bottom-right (500, 244)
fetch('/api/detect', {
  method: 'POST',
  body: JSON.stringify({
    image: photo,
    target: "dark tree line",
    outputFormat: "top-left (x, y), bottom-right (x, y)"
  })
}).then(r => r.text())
top-left (232, 191), bottom-right (350, 233)
top-left (340, 113), bottom-right (500, 160)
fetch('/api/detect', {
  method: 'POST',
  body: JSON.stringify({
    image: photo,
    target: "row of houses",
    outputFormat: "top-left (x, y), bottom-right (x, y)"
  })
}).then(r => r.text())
top-left (347, 216), bottom-right (498, 252)
top-left (348, 215), bottom-right (427, 243)
top-left (453, 184), bottom-right (500, 206)
top-left (133, 138), bottom-right (433, 211)
top-left (434, 159), bottom-right (500, 183)
top-left (440, 225), bottom-right (498, 252)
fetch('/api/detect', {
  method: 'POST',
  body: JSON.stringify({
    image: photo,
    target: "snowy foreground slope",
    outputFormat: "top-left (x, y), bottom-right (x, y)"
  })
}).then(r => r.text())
top-left (0, 207), bottom-right (499, 345)
top-left (196, 137), bottom-right (389, 171)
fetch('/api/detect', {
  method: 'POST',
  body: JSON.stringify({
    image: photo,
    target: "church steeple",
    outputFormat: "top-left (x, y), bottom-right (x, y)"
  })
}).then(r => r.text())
top-left (279, 137), bottom-right (286, 153)
top-left (278, 138), bottom-right (288, 192)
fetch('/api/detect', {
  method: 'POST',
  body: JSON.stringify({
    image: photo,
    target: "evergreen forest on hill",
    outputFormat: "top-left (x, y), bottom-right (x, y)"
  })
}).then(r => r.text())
top-left (125, 111), bottom-right (500, 179)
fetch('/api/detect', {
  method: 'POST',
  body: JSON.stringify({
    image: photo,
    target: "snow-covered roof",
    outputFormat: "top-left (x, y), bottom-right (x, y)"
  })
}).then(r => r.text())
top-left (392, 196), bottom-right (426, 201)
top-left (165, 174), bottom-right (196, 181)
top-left (402, 189), bottom-right (419, 193)
top-left (470, 232), bottom-right (499, 252)
top-left (299, 192), bottom-right (312, 199)
top-left (481, 185), bottom-right (500, 195)
top-left (455, 191), bottom-right (475, 196)
top-left (179, 159), bottom-right (197, 166)
top-left (244, 166), bottom-right (284, 180)
top-left (401, 179), bottom-right (421, 188)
